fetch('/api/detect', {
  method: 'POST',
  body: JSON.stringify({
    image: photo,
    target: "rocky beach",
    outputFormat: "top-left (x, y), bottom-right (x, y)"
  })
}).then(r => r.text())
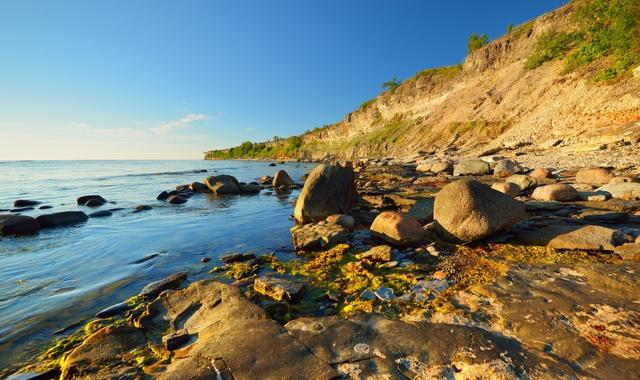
top-left (4, 149), bottom-right (640, 379)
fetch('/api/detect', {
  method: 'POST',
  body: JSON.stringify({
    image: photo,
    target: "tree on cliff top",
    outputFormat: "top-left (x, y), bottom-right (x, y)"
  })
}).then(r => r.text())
top-left (468, 33), bottom-right (489, 54)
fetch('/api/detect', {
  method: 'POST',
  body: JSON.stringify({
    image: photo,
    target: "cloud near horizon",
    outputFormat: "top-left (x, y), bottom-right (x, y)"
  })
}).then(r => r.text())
top-left (149, 113), bottom-right (208, 134)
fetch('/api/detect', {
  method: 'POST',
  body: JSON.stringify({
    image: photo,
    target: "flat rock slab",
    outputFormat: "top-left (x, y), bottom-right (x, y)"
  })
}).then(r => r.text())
top-left (290, 222), bottom-right (349, 251)
top-left (515, 224), bottom-right (623, 250)
top-left (254, 276), bottom-right (305, 302)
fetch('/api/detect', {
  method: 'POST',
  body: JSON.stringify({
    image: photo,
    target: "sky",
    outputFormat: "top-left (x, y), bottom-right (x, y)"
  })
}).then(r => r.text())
top-left (0, 0), bottom-right (567, 160)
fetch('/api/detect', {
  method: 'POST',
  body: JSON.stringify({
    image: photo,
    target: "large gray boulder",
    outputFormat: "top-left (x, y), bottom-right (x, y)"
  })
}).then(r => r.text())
top-left (453, 160), bottom-right (491, 176)
top-left (434, 179), bottom-right (526, 242)
top-left (204, 175), bottom-right (242, 194)
top-left (294, 164), bottom-right (356, 223)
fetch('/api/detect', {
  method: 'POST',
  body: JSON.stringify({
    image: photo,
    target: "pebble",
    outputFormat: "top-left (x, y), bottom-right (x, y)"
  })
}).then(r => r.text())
top-left (374, 287), bottom-right (396, 301)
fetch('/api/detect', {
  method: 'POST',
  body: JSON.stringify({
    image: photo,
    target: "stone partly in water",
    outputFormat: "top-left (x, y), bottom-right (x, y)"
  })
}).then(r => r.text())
top-left (77, 195), bottom-right (106, 206)
top-left (516, 224), bottom-right (624, 251)
top-left (240, 182), bottom-right (261, 193)
top-left (505, 174), bottom-right (539, 191)
top-left (596, 183), bottom-right (640, 200)
top-left (493, 159), bottom-right (523, 178)
top-left (434, 179), bottom-right (526, 242)
top-left (453, 159), bottom-right (491, 176)
top-left (166, 195), bottom-right (187, 204)
top-left (220, 253), bottom-right (256, 264)
top-left (139, 272), bottom-right (188, 299)
top-left (258, 175), bottom-right (273, 185)
top-left (204, 174), bottom-right (242, 194)
top-left (95, 301), bottom-right (131, 318)
top-left (531, 183), bottom-right (579, 202)
top-left (0, 214), bottom-right (40, 236)
top-left (491, 182), bottom-right (521, 197)
top-left (84, 198), bottom-right (106, 207)
top-left (294, 164), bottom-right (356, 223)
top-left (36, 211), bottom-right (88, 228)
top-left (290, 222), bottom-right (350, 251)
top-left (272, 170), bottom-right (296, 188)
top-left (576, 168), bottom-right (615, 186)
top-left (189, 181), bottom-right (210, 193)
top-left (370, 211), bottom-right (424, 246)
top-left (89, 210), bottom-right (113, 218)
top-left (13, 199), bottom-right (40, 207)
top-left (254, 276), bottom-right (306, 303)
top-left (325, 214), bottom-right (355, 230)
top-left (156, 191), bottom-right (170, 201)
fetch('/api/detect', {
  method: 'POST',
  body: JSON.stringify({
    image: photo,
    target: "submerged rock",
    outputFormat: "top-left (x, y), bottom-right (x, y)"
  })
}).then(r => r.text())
top-left (0, 214), bottom-right (40, 236)
top-left (294, 164), bottom-right (356, 223)
top-left (434, 179), bottom-right (525, 242)
top-left (36, 211), bottom-right (88, 228)
top-left (221, 253), bottom-right (256, 264)
top-left (204, 174), bottom-right (242, 194)
top-left (370, 211), bottom-right (424, 246)
top-left (77, 195), bottom-right (106, 206)
top-left (95, 301), bottom-right (130, 318)
top-left (254, 276), bottom-right (305, 303)
top-left (89, 210), bottom-right (112, 218)
top-left (240, 181), bottom-right (261, 193)
top-left (453, 159), bottom-right (490, 176)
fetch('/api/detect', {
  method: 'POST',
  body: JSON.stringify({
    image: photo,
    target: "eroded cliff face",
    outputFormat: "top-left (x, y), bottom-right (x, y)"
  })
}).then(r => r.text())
top-left (294, 1), bottom-right (640, 160)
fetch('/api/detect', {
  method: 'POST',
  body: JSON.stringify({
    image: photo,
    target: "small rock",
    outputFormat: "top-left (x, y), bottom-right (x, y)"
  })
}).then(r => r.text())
top-left (77, 195), bottom-right (106, 206)
top-left (453, 160), bottom-right (490, 176)
top-left (326, 214), bottom-right (355, 230)
top-left (361, 290), bottom-right (376, 300)
top-left (157, 191), bottom-right (170, 201)
top-left (430, 161), bottom-right (453, 174)
top-left (580, 210), bottom-right (629, 222)
top-left (609, 176), bottom-right (639, 184)
top-left (258, 175), bottom-right (273, 185)
top-left (162, 329), bottom-right (190, 350)
top-left (167, 195), bottom-right (187, 204)
top-left (13, 200), bottom-right (40, 207)
top-left (269, 163), bottom-right (277, 167)
top-left (491, 182), bottom-right (521, 196)
top-left (576, 168), bottom-right (615, 186)
top-left (415, 163), bottom-right (432, 172)
top-left (290, 223), bottom-right (349, 251)
top-left (357, 245), bottom-right (392, 262)
top-left (95, 302), bottom-right (130, 318)
top-left (378, 261), bottom-right (399, 268)
top-left (506, 174), bottom-right (538, 191)
top-left (254, 276), bottom-right (305, 302)
top-left (201, 257), bottom-right (211, 263)
top-left (139, 272), bottom-right (188, 299)
top-left (587, 194), bottom-right (609, 202)
top-left (221, 253), bottom-right (256, 264)
top-left (374, 287), bottom-right (395, 301)
top-left (597, 182), bottom-right (640, 200)
top-left (240, 182), bottom-right (261, 193)
top-left (204, 175), bottom-right (242, 194)
top-left (84, 198), bottom-right (106, 207)
top-left (189, 181), bottom-right (210, 193)
top-left (615, 243), bottom-right (640, 261)
top-left (133, 205), bottom-right (152, 212)
top-left (516, 224), bottom-right (624, 251)
top-left (10, 207), bottom-right (34, 213)
top-left (89, 210), bottom-right (113, 218)
top-left (531, 184), bottom-right (579, 202)
top-left (370, 211), bottom-right (424, 246)
top-left (39, 205), bottom-right (53, 210)
top-left (493, 159), bottom-right (523, 178)
top-left (530, 168), bottom-right (552, 179)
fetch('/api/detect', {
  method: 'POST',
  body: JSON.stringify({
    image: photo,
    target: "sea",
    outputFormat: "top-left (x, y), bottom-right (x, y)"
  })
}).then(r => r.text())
top-left (0, 159), bottom-right (314, 371)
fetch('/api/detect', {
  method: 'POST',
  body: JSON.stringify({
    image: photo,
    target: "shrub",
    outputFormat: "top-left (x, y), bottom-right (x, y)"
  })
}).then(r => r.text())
top-left (468, 33), bottom-right (489, 54)
top-left (382, 78), bottom-right (401, 94)
top-left (524, 30), bottom-right (580, 69)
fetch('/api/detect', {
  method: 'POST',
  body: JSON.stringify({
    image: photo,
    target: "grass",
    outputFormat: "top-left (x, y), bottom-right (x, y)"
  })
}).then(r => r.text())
top-left (525, 0), bottom-right (640, 81)
top-left (414, 64), bottom-right (463, 81)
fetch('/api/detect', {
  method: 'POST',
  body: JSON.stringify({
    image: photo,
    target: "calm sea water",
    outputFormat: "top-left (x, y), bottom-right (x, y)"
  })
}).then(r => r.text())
top-left (0, 159), bottom-right (314, 371)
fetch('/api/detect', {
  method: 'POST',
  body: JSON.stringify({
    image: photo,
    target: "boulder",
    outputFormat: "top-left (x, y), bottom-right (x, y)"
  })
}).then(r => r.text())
top-left (254, 276), bottom-right (305, 303)
top-left (516, 224), bottom-right (623, 251)
top-left (189, 181), bottom-right (210, 193)
top-left (407, 197), bottom-right (435, 223)
top-left (240, 182), bottom-right (261, 193)
top-left (370, 211), bottom-right (424, 246)
top-left (596, 183), bottom-right (640, 200)
top-left (430, 161), bottom-right (454, 174)
top-left (36, 211), bottom-right (88, 228)
top-left (294, 164), bottom-right (356, 223)
top-left (531, 184), bottom-right (579, 202)
top-left (13, 199), bottom-right (40, 207)
top-left (576, 168), bottom-right (615, 186)
top-left (84, 198), bottom-right (106, 207)
top-left (530, 168), bottom-right (552, 179)
top-left (290, 222), bottom-right (349, 251)
top-left (434, 179), bottom-right (526, 242)
top-left (356, 245), bottom-right (392, 262)
top-left (326, 214), bottom-right (355, 230)
top-left (167, 195), bottom-right (187, 204)
top-left (0, 214), bottom-right (40, 235)
top-left (272, 170), bottom-right (296, 187)
top-left (491, 182), bottom-right (521, 197)
top-left (493, 160), bottom-right (522, 178)
top-left (453, 160), bottom-right (491, 176)
top-left (204, 175), bottom-right (242, 194)
top-left (77, 195), bottom-right (106, 206)
top-left (157, 191), bottom-right (170, 201)
top-left (506, 174), bottom-right (539, 191)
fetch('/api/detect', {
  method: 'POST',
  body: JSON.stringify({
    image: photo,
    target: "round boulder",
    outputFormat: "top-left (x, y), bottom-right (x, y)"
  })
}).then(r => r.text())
top-left (77, 195), bottom-right (106, 206)
top-left (0, 214), bottom-right (40, 235)
top-left (531, 183), bottom-right (579, 202)
top-left (294, 164), bottom-right (356, 223)
top-left (431, 161), bottom-right (454, 174)
top-left (240, 182), bottom-right (261, 193)
top-left (370, 211), bottom-right (424, 246)
top-left (272, 170), bottom-right (296, 188)
top-left (506, 174), bottom-right (539, 191)
top-left (491, 182), bottom-right (521, 197)
top-left (493, 160), bottom-right (522, 178)
top-left (434, 179), bottom-right (526, 242)
top-left (530, 168), bottom-right (552, 179)
top-left (453, 160), bottom-right (491, 176)
top-left (576, 168), bottom-right (615, 186)
top-left (204, 175), bottom-right (242, 194)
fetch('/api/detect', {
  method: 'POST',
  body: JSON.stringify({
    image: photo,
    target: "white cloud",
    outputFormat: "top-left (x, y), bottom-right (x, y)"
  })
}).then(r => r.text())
top-left (149, 113), bottom-right (208, 134)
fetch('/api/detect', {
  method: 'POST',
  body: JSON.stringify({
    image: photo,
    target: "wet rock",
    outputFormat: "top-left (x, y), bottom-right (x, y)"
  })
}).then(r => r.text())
top-left (530, 167), bottom-right (552, 179)
top-left (430, 161), bottom-right (453, 174)
top-left (189, 181), bottom-right (210, 193)
top-left (95, 301), bottom-right (130, 318)
top-left (506, 174), bottom-right (539, 191)
top-left (356, 245), bottom-right (392, 262)
top-left (374, 287), bottom-right (396, 301)
top-left (269, 162), bottom-right (277, 166)
top-left (294, 164), bottom-right (356, 223)
top-left (258, 175), bottom-right (273, 185)
top-left (204, 174), bottom-right (242, 194)
top-left (576, 168), bottom-right (615, 185)
top-left (290, 222), bottom-right (349, 251)
top-left (531, 183), bottom-right (579, 202)
top-left (407, 197), bottom-right (435, 223)
top-left (77, 195), bottom-right (106, 206)
top-left (13, 200), bottom-right (40, 207)
top-left (325, 214), bottom-right (355, 230)
top-left (36, 211), bottom-right (88, 228)
top-left (491, 182), bottom-right (521, 197)
top-left (516, 224), bottom-right (623, 250)
top-left (240, 181), bottom-right (261, 193)
top-left (10, 207), bottom-right (34, 213)
top-left (157, 191), bottom-right (170, 201)
top-left (0, 214), bottom-right (40, 236)
top-left (370, 211), bottom-right (424, 246)
top-left (89, 210), bottom-right (112, 218)
top-left (39, 205), bottom-right (53, 210)
top-left (254, 276), bottom-right (305, 303)
top-left (139, 272), bottom-right (188, 299)
top-left (166, 195), bottom-right (187, 204)
top-left (60, 325), bottom-right (145, 380)
top-left (493, 159), bottom-right (523, 178)
top-left (597, 182), bottom-right (640, 200)
top-left (220, 253), bottom-right (256, 264)
top-left (453, 159), bottom-right (490, 176)
top-left (162, 329), bottom-right (189, 350)
top-left (434, 179), bottom-right (525, 242)
top-left (84, 198), bottom-right (106, 207)
top-left (272, 170), bottom-right (296, 187)
top-left (132, 205), bottom-right (151, 213)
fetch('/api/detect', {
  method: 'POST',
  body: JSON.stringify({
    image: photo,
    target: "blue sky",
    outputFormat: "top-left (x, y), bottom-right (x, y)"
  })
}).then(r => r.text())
top-left (0, 0), bottom-right (567, 159)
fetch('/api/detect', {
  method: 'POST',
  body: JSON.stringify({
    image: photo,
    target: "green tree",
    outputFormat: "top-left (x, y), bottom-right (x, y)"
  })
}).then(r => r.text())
top-left (468, 33), bottom-right (489, 54)
top-left (382, 78), bottom-right (401, 94)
